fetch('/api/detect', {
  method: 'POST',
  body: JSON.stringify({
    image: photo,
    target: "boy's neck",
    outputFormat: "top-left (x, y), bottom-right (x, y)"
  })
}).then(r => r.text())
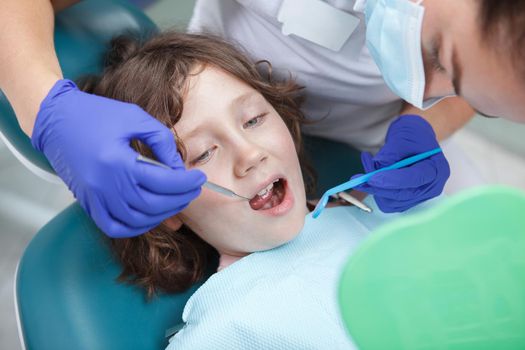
top-left (217, 253), bottom-right (243, 271)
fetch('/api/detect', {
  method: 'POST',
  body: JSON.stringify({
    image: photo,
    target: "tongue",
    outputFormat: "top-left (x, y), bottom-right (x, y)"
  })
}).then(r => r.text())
top-left (249, 188), bottom-right (274, 210)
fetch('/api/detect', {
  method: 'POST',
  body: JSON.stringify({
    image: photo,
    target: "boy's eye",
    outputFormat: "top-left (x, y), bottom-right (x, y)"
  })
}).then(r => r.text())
top-left (191, 146), bottom-right (216, 165)
top-left (243, 113), bottom-right (267, 129)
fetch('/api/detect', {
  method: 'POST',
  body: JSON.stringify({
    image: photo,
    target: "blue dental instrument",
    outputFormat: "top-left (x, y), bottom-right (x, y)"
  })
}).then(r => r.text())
top-left (136, 155), bottom-right (251, 200)
top-left (312, 147), bottom-right (443, 218)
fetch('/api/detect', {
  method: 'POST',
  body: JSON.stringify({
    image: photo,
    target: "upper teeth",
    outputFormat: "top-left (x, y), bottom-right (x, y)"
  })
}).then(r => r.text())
top-left (257, 180), bottom-right (278, 197)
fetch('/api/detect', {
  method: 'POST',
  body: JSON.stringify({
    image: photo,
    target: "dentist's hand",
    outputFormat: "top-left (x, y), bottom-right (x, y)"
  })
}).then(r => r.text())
top-left (352, 115), bottom-right (450, 212)
top-left (32, 79), bottom-right (206, 238)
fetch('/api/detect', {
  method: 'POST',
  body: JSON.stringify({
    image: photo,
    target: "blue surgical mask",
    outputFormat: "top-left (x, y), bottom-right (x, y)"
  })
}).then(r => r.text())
top-left (354, 0), bottom-right (450, 109)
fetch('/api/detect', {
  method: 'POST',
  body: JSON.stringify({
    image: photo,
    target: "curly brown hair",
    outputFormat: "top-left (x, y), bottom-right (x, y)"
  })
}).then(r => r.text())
top-left (79, 31), bottom-right (312, 298)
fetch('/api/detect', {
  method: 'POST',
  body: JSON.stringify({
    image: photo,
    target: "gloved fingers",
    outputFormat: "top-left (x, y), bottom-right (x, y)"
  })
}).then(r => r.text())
top-left (360, 152), bottom-right (376, 173)
top-left (128, 106), bottom-right (183, 169)
top-left (372, 152), bottom-right (405, 168)
top-left (385, 115), bottom-right (436, 145)
top-left (124, 185), bottom-right (201, 216)
top-left (352, 182), bottom-right (432, 201)
top-left (350, 173), bottom-right (364, 181)
top-left (374, 196), bottom-right (415, 213)
top-left (133, 161), bottom-right (206, 194)
top-left (372, 184), bottom-right (443, 212)
top-left (352, 182), bottom-right (375, 195)
top-left (350, 183), bottom-right (401, 200)
top-left (349, 173), bottom-right (373, 193)
top-left (106, 193), bottom-right (188, 229)
top-left (366, 160), bottom-right (437, 189)
top-left (374, 190), bottom-right (438, 212)
top-left (86, 192), bottom-right (157, 238)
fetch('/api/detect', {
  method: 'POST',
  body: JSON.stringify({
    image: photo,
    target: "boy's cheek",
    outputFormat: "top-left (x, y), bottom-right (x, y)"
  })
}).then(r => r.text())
top-left (188, 190), bottom-right (226, 210)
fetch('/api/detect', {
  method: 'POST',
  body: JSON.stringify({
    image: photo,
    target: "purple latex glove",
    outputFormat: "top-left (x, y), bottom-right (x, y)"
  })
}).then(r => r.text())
top-left (32, 79), bottom-right (206, 238)
top-left (353, 115), bottom-right (450, 212)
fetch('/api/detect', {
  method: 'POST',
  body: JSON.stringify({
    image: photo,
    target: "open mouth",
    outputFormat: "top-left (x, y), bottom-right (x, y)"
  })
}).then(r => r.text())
top-left (249, 178), bottom-right (286, 211)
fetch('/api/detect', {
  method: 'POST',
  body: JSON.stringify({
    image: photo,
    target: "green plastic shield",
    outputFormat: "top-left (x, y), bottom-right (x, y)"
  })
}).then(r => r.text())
top-left (339, 186), bottom-right (525, 350)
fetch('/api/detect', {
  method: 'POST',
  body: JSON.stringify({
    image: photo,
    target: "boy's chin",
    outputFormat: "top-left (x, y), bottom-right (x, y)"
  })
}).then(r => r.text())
top-left (267, 214), bottom-right (307, 248)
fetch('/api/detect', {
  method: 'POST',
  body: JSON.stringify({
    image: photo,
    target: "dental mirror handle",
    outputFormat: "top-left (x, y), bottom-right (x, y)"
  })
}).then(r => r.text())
top-left (312, 147), bottom-right (443, 218)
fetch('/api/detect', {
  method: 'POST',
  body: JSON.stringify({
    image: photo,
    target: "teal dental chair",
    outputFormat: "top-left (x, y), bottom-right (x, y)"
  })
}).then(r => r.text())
top-left (3, 1), bottom-right (198, 349)
top-left (3, 1), bottom-right (524, 350)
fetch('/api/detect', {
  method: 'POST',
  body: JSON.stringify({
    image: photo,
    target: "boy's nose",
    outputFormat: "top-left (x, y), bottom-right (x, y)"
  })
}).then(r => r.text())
top-left (233, 142), bottom-right (268, 177)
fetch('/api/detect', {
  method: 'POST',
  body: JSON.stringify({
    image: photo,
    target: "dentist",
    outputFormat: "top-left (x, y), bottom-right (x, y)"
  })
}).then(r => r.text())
top-left (1, 0), bottom-right (523, 238)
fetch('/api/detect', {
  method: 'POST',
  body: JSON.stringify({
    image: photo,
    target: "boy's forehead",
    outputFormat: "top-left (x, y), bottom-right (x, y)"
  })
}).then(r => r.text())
top-left (184, 67), bottom-right (254, 107)
top-left (178, 69), bottom-right (266, 139)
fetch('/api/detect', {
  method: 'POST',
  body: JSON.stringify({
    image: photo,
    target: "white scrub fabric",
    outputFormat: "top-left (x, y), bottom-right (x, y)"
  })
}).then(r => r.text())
top-left (188, 0), bottom-right (484, 191)
top-left (189, 0), bottom-right (402, 152)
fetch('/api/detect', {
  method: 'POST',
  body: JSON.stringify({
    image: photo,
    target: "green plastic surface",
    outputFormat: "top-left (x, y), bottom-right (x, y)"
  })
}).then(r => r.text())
top-left (339, 186), bottom-right (525, 350)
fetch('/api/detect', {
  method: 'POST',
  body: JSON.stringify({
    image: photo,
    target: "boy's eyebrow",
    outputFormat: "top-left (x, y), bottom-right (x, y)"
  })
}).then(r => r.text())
top-left (181, 124), bottom-right (206, 141)
top-left (182, 91), bottom-right (261, 140)
top-left (232, 91), bottom-right (260, 106)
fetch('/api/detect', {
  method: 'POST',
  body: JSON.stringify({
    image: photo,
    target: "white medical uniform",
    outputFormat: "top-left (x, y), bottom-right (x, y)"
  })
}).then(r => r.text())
top-left (189, 0), bottom-right (402, 152)
top-left (188, 0), bottom-right (485, 192)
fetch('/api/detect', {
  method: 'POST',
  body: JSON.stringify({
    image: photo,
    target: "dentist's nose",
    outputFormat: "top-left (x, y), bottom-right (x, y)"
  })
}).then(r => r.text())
top-left (233, 140), bottom-right (268, 177)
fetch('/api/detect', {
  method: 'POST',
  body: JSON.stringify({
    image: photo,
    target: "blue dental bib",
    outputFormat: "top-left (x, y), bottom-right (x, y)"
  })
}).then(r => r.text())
top-left (167, 200), bottom-right (406, 349)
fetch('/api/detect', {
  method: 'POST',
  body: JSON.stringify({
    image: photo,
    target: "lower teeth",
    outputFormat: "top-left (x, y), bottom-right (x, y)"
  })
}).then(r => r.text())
top-left (261, 185), bottom-right (282, 210)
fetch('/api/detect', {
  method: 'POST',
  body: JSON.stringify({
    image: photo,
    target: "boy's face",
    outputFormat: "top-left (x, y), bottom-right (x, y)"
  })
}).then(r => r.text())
top-left (168, 66), bottom-right (309, 257)
top-left (421, 0), bottom-right (525, 122)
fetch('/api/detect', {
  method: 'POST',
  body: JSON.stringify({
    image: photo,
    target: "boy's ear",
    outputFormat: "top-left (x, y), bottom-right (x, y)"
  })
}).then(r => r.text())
top-left (163, 215), bottom-right (183, 230)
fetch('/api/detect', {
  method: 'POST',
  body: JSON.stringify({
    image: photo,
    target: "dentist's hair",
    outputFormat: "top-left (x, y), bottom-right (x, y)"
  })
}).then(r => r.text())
top-left (479, 0), bottom-right (525, 79)
top-left (79, 31), bottom-right (312, 298)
